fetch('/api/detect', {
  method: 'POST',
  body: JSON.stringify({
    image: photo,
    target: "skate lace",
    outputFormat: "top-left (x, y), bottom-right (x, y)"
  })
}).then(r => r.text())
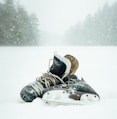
top-left (30, 72), bottom-right (65, 96)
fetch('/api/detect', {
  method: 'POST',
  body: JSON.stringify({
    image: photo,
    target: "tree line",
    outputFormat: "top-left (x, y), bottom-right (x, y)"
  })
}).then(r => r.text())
top-left (65, 2), bottom-right (117, 45)
top-left (0, 0), bottom-right (39, 46)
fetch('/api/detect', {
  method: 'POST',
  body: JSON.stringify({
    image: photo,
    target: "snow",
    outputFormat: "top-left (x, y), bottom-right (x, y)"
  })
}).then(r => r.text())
top-left (0, 46), bottom-right (117, 119)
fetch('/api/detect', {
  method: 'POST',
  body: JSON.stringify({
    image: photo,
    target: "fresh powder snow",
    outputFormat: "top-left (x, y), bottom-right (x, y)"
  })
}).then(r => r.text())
top-left (0, 46), bottom-right (117, 119)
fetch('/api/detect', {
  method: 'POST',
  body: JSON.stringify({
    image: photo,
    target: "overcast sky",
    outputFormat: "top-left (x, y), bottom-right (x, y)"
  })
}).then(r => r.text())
top-left (1, 0), bottom-right (117, 35)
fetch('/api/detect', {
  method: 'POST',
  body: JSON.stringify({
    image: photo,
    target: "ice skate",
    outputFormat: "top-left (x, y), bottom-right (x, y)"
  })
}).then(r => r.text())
top-left (20, 53), bottom-right (78, 102)
top-left (42, 76), bottom-right (100, 105)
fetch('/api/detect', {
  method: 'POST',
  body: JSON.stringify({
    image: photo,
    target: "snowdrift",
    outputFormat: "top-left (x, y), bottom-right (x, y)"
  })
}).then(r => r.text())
top-left (0, 46), bottom-right (117, 119)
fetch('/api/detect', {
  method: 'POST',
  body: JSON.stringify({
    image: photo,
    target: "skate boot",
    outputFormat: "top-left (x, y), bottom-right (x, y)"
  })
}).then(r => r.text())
top-left (42, 77), bottom-right (100, 105)
top-left (20, 53), bottom-right (78, 102)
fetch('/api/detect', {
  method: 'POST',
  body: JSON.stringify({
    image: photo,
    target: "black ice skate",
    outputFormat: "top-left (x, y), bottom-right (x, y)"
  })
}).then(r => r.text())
top-left (42, 76), bottom-right (100, 105)
top-left (20, 53), bottom-right (78, 102)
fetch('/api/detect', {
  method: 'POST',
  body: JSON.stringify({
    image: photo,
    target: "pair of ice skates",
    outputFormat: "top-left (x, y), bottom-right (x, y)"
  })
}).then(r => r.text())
top-left (20, 53), bottom-right (100, 105)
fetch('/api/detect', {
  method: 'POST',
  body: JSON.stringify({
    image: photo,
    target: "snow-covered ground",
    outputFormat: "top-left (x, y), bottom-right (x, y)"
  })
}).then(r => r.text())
top-left (0, 46), bottom-right (117, 119)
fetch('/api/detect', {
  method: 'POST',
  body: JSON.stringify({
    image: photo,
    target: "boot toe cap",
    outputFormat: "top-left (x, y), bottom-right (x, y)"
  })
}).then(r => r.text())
top-left (20, 86), bottom-right (37, 102)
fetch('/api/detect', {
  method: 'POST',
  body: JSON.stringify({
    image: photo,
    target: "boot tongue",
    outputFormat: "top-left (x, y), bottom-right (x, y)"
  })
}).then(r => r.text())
top-left (49, 53), bottom-right (71, 78)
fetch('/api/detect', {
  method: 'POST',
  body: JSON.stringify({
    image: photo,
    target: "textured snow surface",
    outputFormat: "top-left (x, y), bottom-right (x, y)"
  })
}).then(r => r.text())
top-left (0, 46), bottom-right (117, 119)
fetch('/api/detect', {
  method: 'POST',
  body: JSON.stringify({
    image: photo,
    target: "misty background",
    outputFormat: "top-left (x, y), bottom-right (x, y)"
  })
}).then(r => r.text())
top-left (0, 0), bottom-right (117, 46)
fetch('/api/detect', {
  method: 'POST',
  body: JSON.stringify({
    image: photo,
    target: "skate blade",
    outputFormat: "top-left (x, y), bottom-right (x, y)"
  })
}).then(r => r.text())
top-left (42, 89), bottom-right (100, 105)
